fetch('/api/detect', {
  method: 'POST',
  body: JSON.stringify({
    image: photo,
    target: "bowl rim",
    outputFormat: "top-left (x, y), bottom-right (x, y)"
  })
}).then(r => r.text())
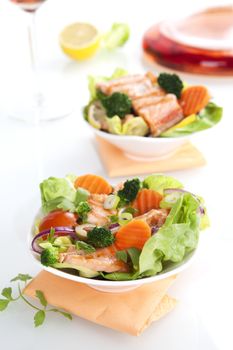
top-left (29, 210), bottom-right (198, 287)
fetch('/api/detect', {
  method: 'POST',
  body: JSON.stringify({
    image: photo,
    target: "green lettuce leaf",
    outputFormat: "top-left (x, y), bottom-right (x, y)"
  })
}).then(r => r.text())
top-left (102, 271), bottom-right (139, 281)
top-left (161, 102), bottom-right (222, 137)
top-left (106, 115), bottom-right (122, 134)
top-left (143, 174), bottom-right (183, 194)
top-left (88, 67), bottom-right (128, 100)
top-left (42, 197), bottom-right (75, 214)
top-left (139, 193), bottom-right (200, 276)
top-left (40, 177), bottom-right (76, 214)
top-left (103, 23), bottom-right (130, 50)
top-left (122, 117), bottom-right (149, 136)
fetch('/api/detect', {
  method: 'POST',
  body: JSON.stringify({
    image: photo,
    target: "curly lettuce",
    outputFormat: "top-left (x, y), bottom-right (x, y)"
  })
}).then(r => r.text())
top-left (139, 193), bottom-right (200, 276)
top-left (102, 23), bottom-right (130, 50)
top-left (143, 174), bottom-right (183, 194)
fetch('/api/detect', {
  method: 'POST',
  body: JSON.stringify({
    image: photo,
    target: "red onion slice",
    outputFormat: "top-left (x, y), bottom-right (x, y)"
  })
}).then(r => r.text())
top-left (31, 226), bottom-right (76, 254)
top-left (109, 223), bottom-right (120, 234)
top-left (151, 226), bottom-right (159, 235)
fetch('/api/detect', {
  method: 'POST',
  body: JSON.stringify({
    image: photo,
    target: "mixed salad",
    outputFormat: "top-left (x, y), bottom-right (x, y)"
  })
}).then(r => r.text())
top-left (84, 68), bottom-right (222, 137)
top-left (31, 174), bottom-right (209, 281)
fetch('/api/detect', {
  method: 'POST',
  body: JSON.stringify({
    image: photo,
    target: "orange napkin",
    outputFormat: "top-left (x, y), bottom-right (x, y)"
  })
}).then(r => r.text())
top-left (24, 271), bottom-right (177, 336)
top-left (96, 136), bottom-right (206, 177)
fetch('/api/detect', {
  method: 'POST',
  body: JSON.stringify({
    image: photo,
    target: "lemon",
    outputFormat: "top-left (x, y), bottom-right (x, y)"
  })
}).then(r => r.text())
top-left (87, 101), bottom-right (106, 129)
top-left (166, 114), bottom-right (197, 132)
top-left (59, 23), bottom-right (101, 60)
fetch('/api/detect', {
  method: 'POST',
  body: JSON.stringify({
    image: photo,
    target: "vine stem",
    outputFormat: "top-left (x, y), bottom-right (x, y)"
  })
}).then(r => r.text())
top-left (17, 284), bottom-right (41, 312)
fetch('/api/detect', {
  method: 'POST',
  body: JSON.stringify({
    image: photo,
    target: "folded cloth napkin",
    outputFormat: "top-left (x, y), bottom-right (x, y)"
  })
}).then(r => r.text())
top-left (95, 136), bottom-right (206, 177)
top-left (24, 271), bottom-right (177, 336)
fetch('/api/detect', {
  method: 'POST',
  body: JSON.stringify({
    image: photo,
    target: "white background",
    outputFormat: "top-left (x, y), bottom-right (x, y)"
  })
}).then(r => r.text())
top-left (0, 0), bottom-right (233, 349)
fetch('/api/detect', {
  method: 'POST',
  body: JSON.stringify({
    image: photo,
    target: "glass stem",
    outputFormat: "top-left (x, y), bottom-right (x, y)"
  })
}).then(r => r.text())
top-left (28, 12), bottom-right (44, 181)
top-left (28, 12), bottom-right (42, 124)
top-left (28, 12), bottom-right (37, 73)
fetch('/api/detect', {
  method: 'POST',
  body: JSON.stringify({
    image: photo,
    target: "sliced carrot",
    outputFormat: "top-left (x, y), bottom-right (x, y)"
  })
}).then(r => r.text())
top-left (133, 189), bottom-right (163, 215)
top-left (180, 86), bottom-right (210, 116)
top-left (115, 220), bottom-right (151, 250)
top-left (74, 174), bottom-right (112, 194)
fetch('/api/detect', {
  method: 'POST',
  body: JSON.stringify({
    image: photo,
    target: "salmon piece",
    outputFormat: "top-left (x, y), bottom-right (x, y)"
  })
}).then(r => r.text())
top-left (115, 220), bottom-right (151, 250)
top-left (139, 94), bottom-right (183, 136)
top-left (87, 194), bottom-right (116, 226)
top-left (74, 174), bottom-right (112, 195)
top-left (133, 189), bottom-right (163, 215)
top-left (180, 86), bottom-right (210, 116)
top-left (60, 244), bottom-right (127, 273)
top-left (61, 254), bottom-right (127, 273)
top-left (97, 73), bottom-right (157, 99)
top-left (134, 209), bottom-right (168, 227)
top-left (96, 75), bottom-right (147, 95)
top-left (146, 71), bottom-right (157, 84)
top-left (132, 87), bottom-right (165, 100)
top-left (132, 95), bottom-right (164, 114)
top-left (123, 114), bottom-right (134, 123)
top-left (113, 182), bottom-right (124, 194)
top-left (108, 80), bottom-right (153, 98)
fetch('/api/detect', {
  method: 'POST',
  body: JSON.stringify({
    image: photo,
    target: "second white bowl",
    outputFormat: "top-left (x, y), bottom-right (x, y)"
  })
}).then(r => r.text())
top-left (86, 122), bottom-right (190, 161)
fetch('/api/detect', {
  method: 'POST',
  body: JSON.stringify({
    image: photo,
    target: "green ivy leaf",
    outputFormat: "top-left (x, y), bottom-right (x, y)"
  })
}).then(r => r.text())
top-left (34, 310), bottom-right (45, 327)
top-left (0, 299), bottom-right (10, 311)
top-left (1, 287), bottom-right (12, 300)
top-left (35, 290), bottom-right (47, 307)
top-left (50, 308), bottom-right (72, 320)
top-left (10, 274), bottom-right (33, 283)
top-left (59, 311), bottom-right (72, 320)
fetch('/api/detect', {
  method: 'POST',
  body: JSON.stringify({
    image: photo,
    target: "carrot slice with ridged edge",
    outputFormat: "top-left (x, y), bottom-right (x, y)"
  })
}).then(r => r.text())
top-left (133, 189), bottom-right (163, 215)
top-left (180, 85), bottom-right (210, 116)
top-left (74, 174), bottom-right (112, 194)
top-left (115, 220), bottom-right (151, 250)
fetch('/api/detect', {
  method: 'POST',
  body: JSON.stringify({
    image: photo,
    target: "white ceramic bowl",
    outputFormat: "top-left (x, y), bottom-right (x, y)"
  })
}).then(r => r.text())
top-left (85, 121), bottom-right (190, 161)
top-left (29, 213), bottom-right (198, 293)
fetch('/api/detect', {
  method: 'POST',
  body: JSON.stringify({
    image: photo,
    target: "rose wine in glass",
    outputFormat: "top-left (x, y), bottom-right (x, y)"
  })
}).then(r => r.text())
top-left (10, 0), bottom-right (46, 12)
top-left (8, 0), bottom-right (72, 122)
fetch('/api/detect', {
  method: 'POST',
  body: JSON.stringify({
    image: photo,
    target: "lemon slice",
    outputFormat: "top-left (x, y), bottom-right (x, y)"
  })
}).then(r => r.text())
top-left (87, 101), bottom-right (107, 129)
top-left (60, 23), bottom-right (101, 60)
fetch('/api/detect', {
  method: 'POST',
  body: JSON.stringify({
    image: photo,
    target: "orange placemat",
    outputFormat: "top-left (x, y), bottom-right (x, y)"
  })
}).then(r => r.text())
top-left (96, 136), bottom-right (206, 177)
top-left (24, 271), bottom-right (177, 336)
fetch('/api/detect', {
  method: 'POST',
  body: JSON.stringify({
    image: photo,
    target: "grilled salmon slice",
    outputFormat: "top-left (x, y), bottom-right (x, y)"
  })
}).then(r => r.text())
top-left (97, 74), bottom-right (156, 99)
top-left (132, 95), bottom-right (164, 114)
top-left (87, 194), bottom-right (116, 226)
top-left (134, 209), bottom-right (168, 227)
top-left (59, 245), bottom-right (127, 273)
top-left (96, 74), bottom-right (146, 95)
top-left (139, 94), bottom-right (183, 136)
top-left (108, 80), bottom-right (153, 98)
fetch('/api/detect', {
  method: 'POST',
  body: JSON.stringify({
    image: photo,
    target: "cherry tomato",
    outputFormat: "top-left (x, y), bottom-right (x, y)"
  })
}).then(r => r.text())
top-left (39, 210), bottom-right (77, 232)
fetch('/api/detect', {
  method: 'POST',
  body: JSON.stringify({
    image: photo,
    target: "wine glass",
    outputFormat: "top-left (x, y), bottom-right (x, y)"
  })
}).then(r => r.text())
top-left (8, 0), bottom-right (73, 122)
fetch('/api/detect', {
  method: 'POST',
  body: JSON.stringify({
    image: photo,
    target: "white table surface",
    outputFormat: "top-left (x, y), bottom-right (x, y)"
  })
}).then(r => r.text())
top-left (0, 0), bottom-right (233, 349)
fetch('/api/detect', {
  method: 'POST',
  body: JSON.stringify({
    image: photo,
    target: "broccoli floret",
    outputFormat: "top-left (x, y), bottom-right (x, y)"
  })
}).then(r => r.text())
top-left (87, 227), bottom-right (115, 248)
top-left (117, 178), bottom-right (141, 206)
top-left (76, 201), bottom-right (91, 222)
top-left (98, 92), bottom-right (132, 118)
top-left (41, 246), bottom-right (59, 266)
top-left (157, 73), bottom-right (183, 98)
